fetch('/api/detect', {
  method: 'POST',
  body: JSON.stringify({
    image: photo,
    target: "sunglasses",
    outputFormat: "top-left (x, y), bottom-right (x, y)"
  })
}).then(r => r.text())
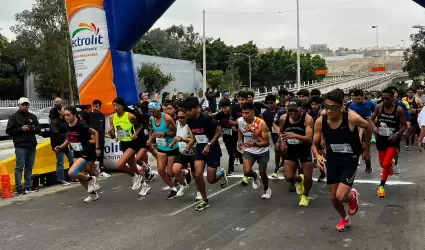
top-left (381, 97), bottom-right (392, 101)
top-left (177, 116), bottom-right (185, 119)
top-left (266, 101), bottom-right (274, 105)
top-left (324, 104), bottom-right (341, 111)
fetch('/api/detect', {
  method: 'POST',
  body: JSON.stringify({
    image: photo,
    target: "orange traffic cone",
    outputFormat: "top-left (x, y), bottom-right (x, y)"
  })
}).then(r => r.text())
top-left (0, 164), bottom-right (14, 199)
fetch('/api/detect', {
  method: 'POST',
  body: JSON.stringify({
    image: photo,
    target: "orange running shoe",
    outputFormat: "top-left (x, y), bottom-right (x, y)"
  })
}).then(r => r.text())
top-left (348, 188), bottom-right (359, 216)
top-left (377, 186), bottom-right (386, 197)
top-left (336, 217), bottom-right (351, 232)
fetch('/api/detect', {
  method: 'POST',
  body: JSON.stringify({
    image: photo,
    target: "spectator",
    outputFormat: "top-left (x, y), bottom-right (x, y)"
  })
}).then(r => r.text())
top-left (49, 106), bottom-right (73, 186)
top-left (49, 97), bottom-right (62, 120)
top-left (87, 100), bottom-right (110, 177)
top-left (6, 97), bottom-right (41, 195)
top-left (139, 93), bottom-right (149, 102)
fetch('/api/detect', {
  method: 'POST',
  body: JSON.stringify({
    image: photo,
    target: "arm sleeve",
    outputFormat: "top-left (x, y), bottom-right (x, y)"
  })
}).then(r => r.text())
top-left (5, 115), bottom-right (22, 136)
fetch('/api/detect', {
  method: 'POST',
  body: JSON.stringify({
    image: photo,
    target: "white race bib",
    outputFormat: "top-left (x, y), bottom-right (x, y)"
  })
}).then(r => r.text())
top-left (70, 142), bottom-right (83, 151)
top-left (271, 126), bottom-right (278, 134)
top-left (222, 128), bottom-right (232, 136)
top-left (330, 143), bottom-right (353, 153)
top-left (244, 136), bottom-right (255, 143)
top-left (287, 138), bottom-right (301, 145)
top-left (156, 138), bottom-right (168, 146)
top-left (116, 129), bottom-right (129, 139)
top-left (195, 134), bottom-right (209, 144)
top-left (378, 127), bottom-right (392, 137)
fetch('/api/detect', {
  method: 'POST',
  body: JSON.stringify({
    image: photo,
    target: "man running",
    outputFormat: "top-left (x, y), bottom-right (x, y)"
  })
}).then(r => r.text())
top-left (370, 87), bottom-right (407, 197)
top-left (308, 95), bottom-right (326, 182)
top-left (280, 98), bottom-right (314, 206)
top-left (349, 89), bottom-right (375, 173)
top-left (184, 97), bottom-right (228, 211)
top-left (238, 102), bottom-right (272, 199)
top-left (312, 89), bottom-right (372, 232)
top-left (404, 88), bottom-right (423, 149)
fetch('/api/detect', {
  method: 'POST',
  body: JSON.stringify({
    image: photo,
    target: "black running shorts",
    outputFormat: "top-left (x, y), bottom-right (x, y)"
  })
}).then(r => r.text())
top-left (326, 156), bottom-right (358, 187)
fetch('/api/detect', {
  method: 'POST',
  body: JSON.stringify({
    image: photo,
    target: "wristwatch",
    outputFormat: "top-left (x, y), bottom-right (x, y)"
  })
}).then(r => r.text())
top-left (207, 142), bottom-right (212, 146)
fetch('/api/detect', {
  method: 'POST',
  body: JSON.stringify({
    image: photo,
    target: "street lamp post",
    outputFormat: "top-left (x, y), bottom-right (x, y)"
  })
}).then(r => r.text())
top-left (234, 53), bottom-right (255, 90)
top-left (372, 25), bottom-right (379, 59)
top-left (202, 9), bottom-right (207, 97)
top-left (296, 0), bottom-right (301, 91)
top-left (401, 39), bottom-right (406, 49)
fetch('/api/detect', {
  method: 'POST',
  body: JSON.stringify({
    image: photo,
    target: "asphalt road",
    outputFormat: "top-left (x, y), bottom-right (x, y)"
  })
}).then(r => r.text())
top-left (0, 143), bottom-right (425, 250)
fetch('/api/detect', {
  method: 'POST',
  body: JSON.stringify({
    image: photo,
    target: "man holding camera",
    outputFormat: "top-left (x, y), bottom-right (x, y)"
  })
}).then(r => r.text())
top-left (6, 97), bottom-right (41, 195)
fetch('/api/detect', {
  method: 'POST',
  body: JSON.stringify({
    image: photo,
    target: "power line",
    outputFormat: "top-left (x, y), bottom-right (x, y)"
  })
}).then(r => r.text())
top-left (206, 0), bottom-right (362, 15)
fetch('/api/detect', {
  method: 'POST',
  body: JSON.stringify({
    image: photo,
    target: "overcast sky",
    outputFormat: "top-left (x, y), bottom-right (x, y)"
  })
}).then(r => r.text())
top-left (1, 0), bottom-right (425, 50)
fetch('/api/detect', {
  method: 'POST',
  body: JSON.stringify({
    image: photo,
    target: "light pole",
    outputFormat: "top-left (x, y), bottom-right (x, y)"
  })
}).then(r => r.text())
top-left (296, 0), bottom-right (301, 91)
top-left (401, 40), bottom-right (405, 49)
top-left (202, 9), bottom-right (207, 97)
top-left (234, 53), bottom-right (257, 90)
top-left (372, 25), bottom-right (379, 59)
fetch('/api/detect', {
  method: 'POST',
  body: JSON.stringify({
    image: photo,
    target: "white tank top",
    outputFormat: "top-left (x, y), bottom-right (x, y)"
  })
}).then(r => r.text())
top-left (176, 121), bottom-right (194, 155)
top-left (237, 117), bottom-right (269, 155)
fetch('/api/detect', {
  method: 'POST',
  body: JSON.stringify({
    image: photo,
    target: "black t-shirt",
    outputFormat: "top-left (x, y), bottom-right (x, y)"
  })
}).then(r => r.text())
top-left (63, 121), bottom-right (92, 153)
top-left (262, 109), bottom-right (277, 130)
top-left (187, 112), bottom-right (218, 143)
top-left (214, 111), bottom-right (231, 128)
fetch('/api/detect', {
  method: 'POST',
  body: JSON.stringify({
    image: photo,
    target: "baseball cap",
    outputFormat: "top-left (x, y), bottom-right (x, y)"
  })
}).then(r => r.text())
top-left (223, 92), bottom-right (230, 97)
top-left (148, 101), bottom-right (161, 111)
top-left (18, 97), bottom-right (30, 105)
top-left (287, 98), bottom-right (302, 110)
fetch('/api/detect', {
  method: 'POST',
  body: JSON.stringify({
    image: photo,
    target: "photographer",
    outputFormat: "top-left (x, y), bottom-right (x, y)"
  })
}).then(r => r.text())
top-left (6, 97), bottom-right (41, 195)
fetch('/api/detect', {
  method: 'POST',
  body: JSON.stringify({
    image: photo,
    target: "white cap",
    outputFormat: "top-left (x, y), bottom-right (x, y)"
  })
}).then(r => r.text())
top-left (18, 97), bottom-right (30, 105)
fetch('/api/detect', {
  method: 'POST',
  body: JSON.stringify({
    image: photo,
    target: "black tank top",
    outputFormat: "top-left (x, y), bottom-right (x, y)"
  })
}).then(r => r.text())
top-left (283, 113), bottom-right (311, 149)
top-left (322, 111), bottom-right (362, 159)
top-left (376, 105), bottom-right (400, 149)
top-left (407, 97), bottom-right (418, 109)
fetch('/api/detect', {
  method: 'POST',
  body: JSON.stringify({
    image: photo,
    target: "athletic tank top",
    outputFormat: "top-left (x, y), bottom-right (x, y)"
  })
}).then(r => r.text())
top-left (283, 113), bottom-right (311, 149)
top-left (151, 113), bottom-right (178, 151)
top-left (113, 112), bottom-right (134, 142)
top-left (376, 105), bottom-right (400, 149)
top-left (237, 117), bottom-right (268, 155)
top-left (407, 97), bottom-right (419, 111)
top-left (322, 111), bottom-right (362, 159)
top-left (176, 120), bottom-right (195, 155)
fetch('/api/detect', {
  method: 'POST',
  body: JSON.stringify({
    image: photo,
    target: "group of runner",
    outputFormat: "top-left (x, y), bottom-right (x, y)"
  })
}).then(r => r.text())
top-left (55, 84), bottom-right (425, 232)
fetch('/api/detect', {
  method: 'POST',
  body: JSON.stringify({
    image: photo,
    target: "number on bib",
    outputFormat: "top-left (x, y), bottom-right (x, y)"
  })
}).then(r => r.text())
top-left (244, 136), bottom-right (255, 143)
top-left (195, 134), bottom-right (209, 144)
top-left (70, 142), bottom-right (83, 151)
top-left (378, 127), bottom-right (392, 137)
top-left (116, 129), bottom-right (129, 139)
top-left (287, 138), bottom-right (301, 145)
top-left (330, 143), bottom-right (353, 153)
top-left (222, 128), bottom-right (232, 136)
top-left (156, 138), bottom-right (168, 146)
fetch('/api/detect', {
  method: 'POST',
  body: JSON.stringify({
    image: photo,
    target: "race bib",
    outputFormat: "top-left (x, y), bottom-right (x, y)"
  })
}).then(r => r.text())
top-left (378, 127), bottom-right (392, 137)
top-left (244, 136), bottom-right (255, 143)
top-left (116, 129), bottom-right (129, 139)
top-left (70, 142), bottom-right (83, 151)
top-left (287, 138), bottom-right (301, 145)
top-left (330, 143), bottom-right (353, 153)
top-left (222, 128), bottom-right (232, 136)
top-left (271, 126), bottom-right (278, 134)
top-left (195, 134), bottom-right (209, 144)
top-left (156, 138), bottom-right (167, 146)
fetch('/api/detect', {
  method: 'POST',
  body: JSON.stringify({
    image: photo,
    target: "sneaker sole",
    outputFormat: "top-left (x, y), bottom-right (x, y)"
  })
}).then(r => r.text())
top-left (196, 204), bottom-right (210, 211)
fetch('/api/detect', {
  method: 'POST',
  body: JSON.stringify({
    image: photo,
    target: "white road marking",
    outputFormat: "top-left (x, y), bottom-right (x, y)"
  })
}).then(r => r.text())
top-left (168, 181), bottom-right (240, 216)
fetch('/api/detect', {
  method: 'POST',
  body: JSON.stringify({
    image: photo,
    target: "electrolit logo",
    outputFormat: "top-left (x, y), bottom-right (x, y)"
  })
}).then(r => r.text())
top-left (71, 23), bottom-right (104, 48)
top-left (104, 141), bottom-right (120, 154)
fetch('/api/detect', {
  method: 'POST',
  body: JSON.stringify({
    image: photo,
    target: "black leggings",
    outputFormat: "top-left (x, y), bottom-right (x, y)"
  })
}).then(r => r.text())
top-left (223, 134), bottom-right (242, 172)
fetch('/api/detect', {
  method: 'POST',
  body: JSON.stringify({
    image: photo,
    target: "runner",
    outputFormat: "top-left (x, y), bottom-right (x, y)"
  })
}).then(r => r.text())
top-left (280, 98), bottom-right (314, 206)
top-left (170, 109), bottom-right (196, 198)
top-left (370, 88), bottom-right (407, 197)
top-left (108, 98), bottom-right (147, 196)
top-left (296, 89), bottom-right (310, 112)
top-left (312, 89), bottom-right (372, 232)
top-left (147, 101), bottom-right (179, 199)
top-left (238, 102), bottom-right (271, 199)
top-left (308, 95), bottom-right (326, 182)
top-left (404, 88), bottom-right (423, 149)
top-left (271, 97), bottom-right (287, 178)
top-left (55, 106), bottom-right (101, 203)
top-left (183, 97), bottom-right (228, 211)
top-left (349, 89), bottom-right (375, 173)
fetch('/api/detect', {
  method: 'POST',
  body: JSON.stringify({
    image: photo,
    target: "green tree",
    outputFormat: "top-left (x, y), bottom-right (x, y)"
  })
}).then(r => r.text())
top-left (11, 0), bottom-right (76, 101)
top-left (206, 70), bottom-right (224, 90)
top-left (403, 28), bottom-right (425, 79)
top-left (136, 62), bottom-right (175, 94)
top-left (0, 34), bottom-right (23, 99)
top-left (133, 40), bottom-right (159, 56)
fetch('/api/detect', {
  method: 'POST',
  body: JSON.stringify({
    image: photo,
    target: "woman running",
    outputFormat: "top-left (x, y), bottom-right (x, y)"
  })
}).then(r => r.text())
top-left (108, 97), bottom-right (147, 196)
top-left (165, 102), bottom-right (179, 121)
top-left (147, 101), bottom-right (179, 199)
top-left (55, 106), bottom-right (101, 203)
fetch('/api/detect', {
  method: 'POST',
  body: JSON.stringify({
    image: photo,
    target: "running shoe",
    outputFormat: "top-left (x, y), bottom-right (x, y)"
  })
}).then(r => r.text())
top-left (365, 165), bottom-right (372, 174)
top-left (317, 172), bottom-right (326, 182)
top-left (94, 161), bottom-right (101, 177)
top-left (139, 182), bottom-right (151, 196)
top-left (176, 184), bottom-right (190, 197)
top-left (271, 171), bottom-right (279, 178)
top-left (377, 186), bottom-right (386, 197)
top-left (226, 171), bottom-right (234, 176)
top-left (241, 176), bottom-right (249, 185)
top-left (195, 200), bottom-right (210, 211)
top-left (131, 174), bottom-right (142, 190)
top-left (336, 217), bottom-right (351, 232)
top-left (348, 188), bottom-right (359, 216)
top-left (166, 189), bottom-right (177, 200)
top-left (219, 168), bottom-right (228, 188)
top-left (185, 168), bottom-right (193, 185)
top-left (195, 191), bottom-right (202, 201)
top-left (262, 188), bottom-right (272, 199)
top-left (60, 180), bottom-right (71, 186)
top-left (84, 192), bottom-right (99, 203)
top-left (299, 195), bottom-right (309, 207)
top-left (394, 163), bottom-right (400, 174)
top-left (295, 174), bottom-right (305, 195)
top-left (288, 182), bottom-right (296, 192)
top-left (146, 173), bottom-right (156, 182)
top-left (87, 176), bottom-right (97, 193)
top-left (25, 187), bottom-right (38, 194)
top-left (252, 170), bottom-right (261, 190)
top-left (100, 172), bottom-right (111, 178)
top-left (94, 182), bottom-right (100, 191)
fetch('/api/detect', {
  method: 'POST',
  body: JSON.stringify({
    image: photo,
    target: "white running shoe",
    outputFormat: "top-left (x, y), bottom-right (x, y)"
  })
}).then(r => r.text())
top-left (139, 182), bottom-right (151, 196)
top-left (394, 163), bottom-right (401, 174)
top-left (176, 184), bottom-right (190, 197)
top-left (95, 183), bottom-right (100, 191)
top-left (100, 172), bottom-right (111, 178)
top-left (87, 176), bottom-right (97, 193)
top-left (84, 193), bottom-right (99, 203)
top-left (262, 188), bottom-right (272, 199)
top-left (252, 170), bottom-right (261, 190)
top-left (132, 174), bottom-right (142, 190)
top-left (94, 161), bottom-right (101, 177)
top-left (195, 191), bottom-right (202, 201)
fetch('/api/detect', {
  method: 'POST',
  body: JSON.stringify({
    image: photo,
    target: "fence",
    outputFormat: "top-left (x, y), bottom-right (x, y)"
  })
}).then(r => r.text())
top-left (0, 100), bottom-right (77, 120)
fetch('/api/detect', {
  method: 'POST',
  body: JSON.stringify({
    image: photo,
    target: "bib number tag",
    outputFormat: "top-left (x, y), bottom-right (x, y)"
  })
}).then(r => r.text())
top-left (195, 134), bottom-right (209, 144)
top-left (222, 128), bottom-right (232, 136)
top-left (378, 127), bottom-right (392, 137)
top-left (116, 129), bottom-right (129, 139)
top-left (271, 126), bottom-right (278, 134)
top-left (156, 138), bottom-right (167, 146)
top-left (330, 143), bottom-right (353, 153)
top-left (287, 138), bottom-right (301, 145)
top-left (70, 142), bottom-right (83, 151)
top-left (244, 136), bottom-right (255, 143)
